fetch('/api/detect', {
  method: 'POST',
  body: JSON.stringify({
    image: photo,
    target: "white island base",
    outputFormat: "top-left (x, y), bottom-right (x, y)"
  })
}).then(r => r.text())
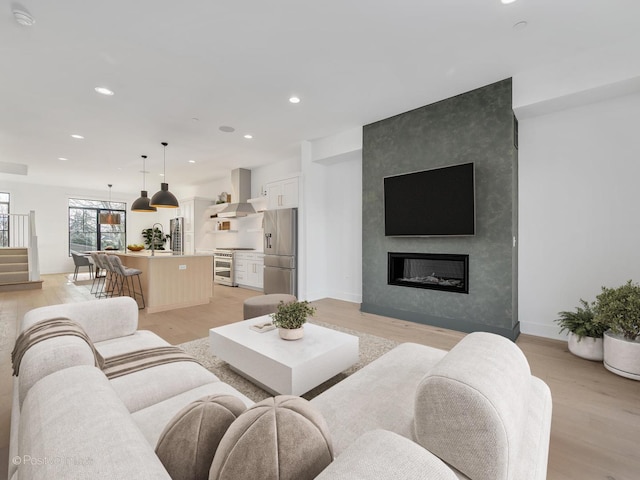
top-left (209, 317), bottom-right (359, 396)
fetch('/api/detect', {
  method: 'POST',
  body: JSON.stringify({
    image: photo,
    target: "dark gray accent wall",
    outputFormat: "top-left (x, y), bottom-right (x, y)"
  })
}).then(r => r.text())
top-left (361, 79), bottom-right (519, 340)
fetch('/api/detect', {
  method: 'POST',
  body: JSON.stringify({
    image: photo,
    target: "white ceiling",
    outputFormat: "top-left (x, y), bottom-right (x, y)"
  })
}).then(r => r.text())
top-left (1, 0), bottom-right (639, 196)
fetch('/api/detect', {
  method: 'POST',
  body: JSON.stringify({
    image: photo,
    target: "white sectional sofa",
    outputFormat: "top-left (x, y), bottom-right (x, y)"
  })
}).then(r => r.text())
top-left (9, 297), bottom-right (552, 480)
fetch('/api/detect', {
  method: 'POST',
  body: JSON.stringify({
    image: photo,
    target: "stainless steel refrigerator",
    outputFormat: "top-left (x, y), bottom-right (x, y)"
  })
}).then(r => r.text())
top-left (263, 208), bottom-right (297, 295)
top-left (169, 217), bottom-right (184, 255)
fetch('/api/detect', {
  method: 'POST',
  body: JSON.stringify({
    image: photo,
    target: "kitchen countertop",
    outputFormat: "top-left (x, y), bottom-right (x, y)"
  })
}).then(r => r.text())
top-left (100, 250), bottom-right (214, 258)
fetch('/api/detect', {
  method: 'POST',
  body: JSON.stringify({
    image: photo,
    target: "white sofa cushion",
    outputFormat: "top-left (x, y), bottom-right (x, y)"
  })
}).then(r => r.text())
top-left (18, 365), bottom-right (171, 480)
top-left (95, 329), bottom-right (171, 357)
top-left (311, 342), bottom-right (446, 455)
top-left (315, 430), bottom-right (459, 480)
top-left (109, 360), bottom-right (221, 412)
top-left (132, 382), bottom-right (255, 447)
top-left (414, 332), bottom-right (545, 480)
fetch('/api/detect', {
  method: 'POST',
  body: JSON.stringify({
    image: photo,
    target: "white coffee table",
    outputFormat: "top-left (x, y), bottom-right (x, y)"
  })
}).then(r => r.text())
top-left (209, 316), bottom-right (359, 396)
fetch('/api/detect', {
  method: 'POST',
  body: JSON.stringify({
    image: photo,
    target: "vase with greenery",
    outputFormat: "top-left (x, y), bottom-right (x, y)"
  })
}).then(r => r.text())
top-left (270, 300), bottom-right (316, 340)
top-left (142, 227), bottom-right (169, 250)
top-left (593, 280), bottom-right (640, 380)
top-left (556, 299), bottom-right (607, 361)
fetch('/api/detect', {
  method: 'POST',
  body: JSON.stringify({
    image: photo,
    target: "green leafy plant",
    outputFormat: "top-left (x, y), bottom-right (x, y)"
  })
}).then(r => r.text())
top-left (556, 299), bottom-right (608, 340)
top-left (141, 227), bottom-right (170, 250)
top-left (270, 300), bottom-right (316, 330)
top-left (594, 280), bottom-right (640, 341)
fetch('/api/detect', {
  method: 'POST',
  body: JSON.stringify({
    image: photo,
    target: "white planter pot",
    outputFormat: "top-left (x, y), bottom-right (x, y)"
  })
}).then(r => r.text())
top-left (278, 327), bottom-right (304, 341)
top-left (603, 331), bottom-right (640, 381)
top-left (567, 332), bottom-right (604, 361)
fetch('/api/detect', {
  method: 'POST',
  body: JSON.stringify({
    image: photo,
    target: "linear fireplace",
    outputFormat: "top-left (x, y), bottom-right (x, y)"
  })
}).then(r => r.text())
top-left (388, 252), bottom-right (469, 294)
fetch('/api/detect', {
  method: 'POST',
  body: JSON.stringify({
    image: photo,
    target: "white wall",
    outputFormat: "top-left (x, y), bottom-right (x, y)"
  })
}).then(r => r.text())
top-left (301, 129), bottom-right (363, 303)
top-left (323, 154), bottom-right (362, 302)
top-left (2, 180), bottom-right (176, 274)
top-left (518, 91), bottom-right (640, 338)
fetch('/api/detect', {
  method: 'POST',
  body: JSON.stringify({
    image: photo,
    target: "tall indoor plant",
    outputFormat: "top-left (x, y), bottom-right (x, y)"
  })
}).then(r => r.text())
top-left (271, 300), bottom-right (316, 340)
top-left (555, 299), bottom-right (608, 361)
top-left (593, 280), bottom-right (640, 380)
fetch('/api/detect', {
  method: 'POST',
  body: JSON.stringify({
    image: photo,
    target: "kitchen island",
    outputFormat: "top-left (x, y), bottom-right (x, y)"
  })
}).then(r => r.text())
top-left (108, 251), bottom-right (213, 313)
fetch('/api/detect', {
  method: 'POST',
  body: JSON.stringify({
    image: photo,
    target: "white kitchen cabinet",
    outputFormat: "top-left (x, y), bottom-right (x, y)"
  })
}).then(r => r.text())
top-left (265, 176), bottom-right (299, 209)
top-left (235, 252), bottom-right (264, 290)
top-left (178, 197), bottom-right (214, 255)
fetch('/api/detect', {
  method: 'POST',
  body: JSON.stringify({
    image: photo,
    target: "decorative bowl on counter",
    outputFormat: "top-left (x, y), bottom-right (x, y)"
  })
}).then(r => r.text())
top-left (127, 244), bottom-right (145, 251)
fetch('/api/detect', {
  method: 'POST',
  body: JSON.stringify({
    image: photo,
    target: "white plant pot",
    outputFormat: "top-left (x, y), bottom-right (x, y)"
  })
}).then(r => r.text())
top-left (603, 331), bottom-right (640, 381)
top-left (567, 332), bottom-right (604, 361)
top-left (278, 327), bottom-right (304, 341)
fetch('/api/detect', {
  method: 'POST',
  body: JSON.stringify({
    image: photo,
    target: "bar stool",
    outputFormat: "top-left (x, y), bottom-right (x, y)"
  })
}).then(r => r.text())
top-left (99, 253), bottom-right (118, 298)
top-left (89, 252), bottom-right (107, 296)
top-left (108, 255), bottom-right (146, 309)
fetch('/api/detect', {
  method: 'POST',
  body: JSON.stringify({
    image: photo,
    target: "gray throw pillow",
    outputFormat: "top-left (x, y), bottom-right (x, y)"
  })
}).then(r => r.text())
top-left (210, 395), bottom-right (333, 480)
top-left (155, 394), bottom-right (246, 480)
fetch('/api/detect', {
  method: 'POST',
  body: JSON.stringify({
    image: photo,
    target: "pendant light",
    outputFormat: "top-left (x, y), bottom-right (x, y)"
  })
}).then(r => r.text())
top-left (131, 155), bottom-right (157, 212)
top-left (100, 184), bottom-right (122, 225)
top-left (150, 142), bottom-right (179, 208)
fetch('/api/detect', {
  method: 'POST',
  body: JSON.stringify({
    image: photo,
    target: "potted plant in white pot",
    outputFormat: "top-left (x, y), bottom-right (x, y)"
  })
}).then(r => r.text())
top-left (593, 280), bottom-right (640, 380)
top-left (270, 300), bottom-right (316, 340)
top-left (556, 299), bottom-right (608, 361)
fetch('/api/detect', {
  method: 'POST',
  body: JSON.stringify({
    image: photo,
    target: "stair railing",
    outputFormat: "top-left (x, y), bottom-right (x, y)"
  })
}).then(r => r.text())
top-left (28, 211), bottom-right (40, 281)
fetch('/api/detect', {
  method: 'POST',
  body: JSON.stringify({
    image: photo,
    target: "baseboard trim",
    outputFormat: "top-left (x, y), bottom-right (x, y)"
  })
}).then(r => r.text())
top-left (361, 302), bottom-right (520, 341)
top-left (519, 321), bottom-right (565, 341)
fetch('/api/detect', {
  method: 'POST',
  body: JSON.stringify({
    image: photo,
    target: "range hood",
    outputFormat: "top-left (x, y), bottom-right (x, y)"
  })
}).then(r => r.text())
top-left (217, 168), bottom-right (256, 218)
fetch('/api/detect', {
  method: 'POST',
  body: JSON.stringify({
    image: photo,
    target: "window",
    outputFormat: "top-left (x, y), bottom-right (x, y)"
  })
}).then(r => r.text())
top-left (0, 192), bottom-right (9, 247)
top-left (68, 198), bottom-right (126, 254)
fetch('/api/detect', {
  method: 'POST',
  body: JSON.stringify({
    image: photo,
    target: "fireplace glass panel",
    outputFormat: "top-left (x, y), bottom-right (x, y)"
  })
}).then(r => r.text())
top-left (388, 252), bottom-right (469, 294)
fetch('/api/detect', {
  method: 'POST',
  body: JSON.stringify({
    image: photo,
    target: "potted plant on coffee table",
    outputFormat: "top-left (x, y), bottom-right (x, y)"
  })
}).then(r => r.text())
top-left (593, 280), bottom-right (640, 380)
top-left (556, 299), bottom-right (608, 361)
top-left (270, 300), bottom-right (317, 341)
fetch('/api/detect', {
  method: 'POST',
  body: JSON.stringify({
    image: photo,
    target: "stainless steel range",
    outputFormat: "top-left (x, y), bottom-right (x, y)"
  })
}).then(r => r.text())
top-left (213, 248), bottom-right (254, 286)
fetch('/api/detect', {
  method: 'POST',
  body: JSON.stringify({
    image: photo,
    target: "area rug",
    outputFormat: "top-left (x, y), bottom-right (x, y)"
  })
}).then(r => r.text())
top-left (178, 319), bottom-right (399, 402)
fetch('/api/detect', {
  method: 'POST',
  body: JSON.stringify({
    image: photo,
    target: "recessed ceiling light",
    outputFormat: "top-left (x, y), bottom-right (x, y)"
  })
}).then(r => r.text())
top-left (94, 86), bottom-right (114, 96)
top-left (188, 160), bottom-right (196, 164)
top-left (289, 96), bottom-right (301, 104)
top-left (513, 20), bottom-right (528, 30)
top-left (219, 126), bottom-right (235, 133)
top-left (244, 134), bottom-right (253, 139)
top-left (501, 0), bottom-right (517, 4)
top-left (58, 157), bottom-right (68, 161)
top-left (71, 134), bottom-right (84, 139)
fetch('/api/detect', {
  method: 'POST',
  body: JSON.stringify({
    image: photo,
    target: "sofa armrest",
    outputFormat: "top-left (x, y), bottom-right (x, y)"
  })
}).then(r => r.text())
top-left (314, 430), bottom-right (458, 480)
top-left (414, 332), bottom-right (548, 480)
top-left (21, 297), bottom-right (138, 343)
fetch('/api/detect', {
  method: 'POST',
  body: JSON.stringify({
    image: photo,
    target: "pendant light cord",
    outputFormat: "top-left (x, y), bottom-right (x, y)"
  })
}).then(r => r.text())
top-left (162, 142), bottom-right (168, 178)
top-left (141, 155), bottom-right (147, 190)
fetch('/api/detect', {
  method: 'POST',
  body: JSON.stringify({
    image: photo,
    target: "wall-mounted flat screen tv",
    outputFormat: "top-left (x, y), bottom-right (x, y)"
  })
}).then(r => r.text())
top-left (384, 162), bottom-right (475, 236)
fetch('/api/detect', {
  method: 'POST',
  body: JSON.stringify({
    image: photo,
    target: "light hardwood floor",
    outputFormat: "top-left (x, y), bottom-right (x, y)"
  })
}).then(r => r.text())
top-left (1, 274), bottom-right (639, 480)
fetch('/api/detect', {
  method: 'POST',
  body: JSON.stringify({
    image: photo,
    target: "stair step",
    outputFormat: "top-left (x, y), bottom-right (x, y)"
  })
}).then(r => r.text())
top-left (0, 272), bottom-right (29, 283)
top-left (0, 247), bottom-right (27, 255)
top-left (0, 263), bottom-right (28, 273)
top-left (0, 280), bottom-right (43, 293)
top-left (0, 255), bottom-right (28, 264)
